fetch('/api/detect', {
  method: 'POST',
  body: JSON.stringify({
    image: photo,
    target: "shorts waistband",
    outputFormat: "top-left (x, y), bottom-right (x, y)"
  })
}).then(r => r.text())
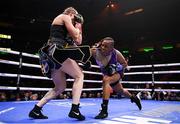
top-left (48, 37), bottom-right (67, 48)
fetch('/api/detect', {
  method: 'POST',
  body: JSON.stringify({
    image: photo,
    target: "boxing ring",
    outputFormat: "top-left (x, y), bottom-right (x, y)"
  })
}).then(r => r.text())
top-left (0, 48), bottom-right (180, 123)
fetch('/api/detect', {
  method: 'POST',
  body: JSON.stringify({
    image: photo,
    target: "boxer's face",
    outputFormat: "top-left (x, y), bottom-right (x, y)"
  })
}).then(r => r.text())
top-left (100, 40), bottom-right (113, 56)
top-left (70, 11), bottom-right (78, 20)
top-left (71, 13), bottom-right (79, 25)
top-left (70, 13), bottom-right (75, 20)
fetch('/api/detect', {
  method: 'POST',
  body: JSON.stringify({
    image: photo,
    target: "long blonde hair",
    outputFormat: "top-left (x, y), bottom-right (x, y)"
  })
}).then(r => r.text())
top-left (63, 7), bottom-right (78, 15)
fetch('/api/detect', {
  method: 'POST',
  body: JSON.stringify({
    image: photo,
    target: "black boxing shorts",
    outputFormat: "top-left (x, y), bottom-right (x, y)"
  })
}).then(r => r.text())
top-left (110, 80), bottom-right (119, 87)
top-left (39, 44), bottom-right (61, 78)
top-left (39, 44), bottom-right (92, 78)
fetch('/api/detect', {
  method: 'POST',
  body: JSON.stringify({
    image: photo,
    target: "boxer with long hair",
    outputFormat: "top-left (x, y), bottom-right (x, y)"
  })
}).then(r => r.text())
top-left (29, 7), bottom-right (85, 120)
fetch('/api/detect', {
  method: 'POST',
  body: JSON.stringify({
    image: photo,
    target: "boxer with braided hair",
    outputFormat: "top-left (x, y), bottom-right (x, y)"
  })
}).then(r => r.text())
top-left (91, 37), bottom-right (142, 119)
top-left (29, 7), bottom-right (85, 120)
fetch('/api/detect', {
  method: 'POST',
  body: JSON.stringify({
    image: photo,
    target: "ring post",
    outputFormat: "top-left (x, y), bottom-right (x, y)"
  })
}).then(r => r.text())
top-left (150, 54), bottom-right (155, 95)
top-left (16, 52), bottom-right (22, 93)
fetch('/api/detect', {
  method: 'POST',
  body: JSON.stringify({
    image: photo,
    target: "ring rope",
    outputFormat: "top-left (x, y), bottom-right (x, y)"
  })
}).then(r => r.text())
top-left (0, 59), bottom-right (40, 68)
top-left (0, 59), bottom-right (102, 75)
top-left (0, 73), bottom-right (103, 82)
top-left (0, 86), bottom-right (102, 91)
top-left (127, 63), bottom-right (180, 69)
top-left (1, 73), bottom-right (179, 85)
top-left (0, 86), bottom-right (179, 92)
top-left (1, 49), bottom-right (180, 68)
top-left (1, 58), bottom-right (180, 69)
top-left (1, 69), bottom-right (180, 79)
top-left (125, 71), bottom-right (180, 75)
top-left (1, 60), bottom-right (180, 75)
top-left (121, 81), bottom-right (180, 84)
top-left (127, 88), bottom-right (180, 92)
top-left (0, 49), bottom-right (39, 58)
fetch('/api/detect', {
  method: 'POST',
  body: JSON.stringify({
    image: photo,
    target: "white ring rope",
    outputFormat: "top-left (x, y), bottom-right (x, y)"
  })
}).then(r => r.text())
top-left (0, 59), bottom-right (41, 68)
top-left (78, 63), bottom-right (99, 68)
top-left (1, 59), bottom-right (180, 70)
top-left (127, 63), bottom-right (180, 69)
top-left (0, 72), bottom-right (179, 85)
top-left (0, 73), bottom-right (102, 83)
top-left (1, 49), bottom-right (180, 68)
top-left (1, 60), bottom-right (180, 75)
top-left (0, 86), bottom-right (103, 91)
top-left (1, 70), bottom-right (180, 79)
top-left (0, 86), bottom-right (179, 92)
top-left (0, 73), bottom-right (17, 78)
top-left (126, 88), bottom-right (180, 92)
top-left (0, 59), bottom-right (102, 75)
top-left (0, 49), bottom-right (39, 58)
top-left (124, 71), bottom-right (180, 75)
top-left (121, 81), bottom-right (180, 84)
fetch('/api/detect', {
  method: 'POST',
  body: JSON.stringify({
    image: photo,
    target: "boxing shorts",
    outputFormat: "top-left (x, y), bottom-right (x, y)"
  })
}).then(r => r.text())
top-left (39, 44), bottom-right (61, 78)
top-left (39, 44), bottom-right (92, 78)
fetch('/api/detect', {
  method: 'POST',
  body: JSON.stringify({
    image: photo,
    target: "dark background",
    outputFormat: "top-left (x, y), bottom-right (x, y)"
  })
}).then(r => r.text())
top-left (0, 0), bottom-right (180, 53)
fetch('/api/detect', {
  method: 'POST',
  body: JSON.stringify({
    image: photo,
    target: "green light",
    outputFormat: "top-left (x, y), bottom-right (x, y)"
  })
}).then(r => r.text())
top-left (162, 45), bottom-right (173, 50)
top-left (0, 51), bottom-right (8, 55)
top-left (144, 48), bottom-right (154, 52)
top-left (35, 53), bottom-right (39, 55)
top-left (122, 50), bottom-right (129, 54)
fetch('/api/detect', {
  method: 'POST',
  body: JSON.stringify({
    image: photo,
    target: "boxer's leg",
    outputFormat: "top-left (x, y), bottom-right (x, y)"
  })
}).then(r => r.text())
top-left (113, 81), bottom-right (142, 110)
top-left (60, 58), bottom-right (85, 120)
top-left (29, 69), bottom-right (66, 119)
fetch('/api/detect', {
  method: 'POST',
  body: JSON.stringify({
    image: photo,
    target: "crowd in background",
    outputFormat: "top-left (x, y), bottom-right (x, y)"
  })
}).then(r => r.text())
top-left (0, 89), bottom-right (179, 102)
top-left (0, 90), bottom-right (103, 102)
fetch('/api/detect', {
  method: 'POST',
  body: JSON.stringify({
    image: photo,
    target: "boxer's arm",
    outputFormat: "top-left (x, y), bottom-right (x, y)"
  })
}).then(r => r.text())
top-left (74, 23), bottom-right (82, 45)
top-left (63, 15), bottom-right (82, 44)
top-left (90, 47), bottom-right (97, 58)
top-left (116, 50), bottom-right (128, 69)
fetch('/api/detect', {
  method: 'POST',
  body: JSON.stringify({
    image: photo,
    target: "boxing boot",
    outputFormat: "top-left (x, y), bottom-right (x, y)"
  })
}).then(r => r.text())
top-left (130, 95), bottom-right (142, 110)
top-left (95, 103), bottom-right (108, 119)
top-left (29, 105), bottom-right (48, 119)
top-left (68, 104), bottom-right (85, 121)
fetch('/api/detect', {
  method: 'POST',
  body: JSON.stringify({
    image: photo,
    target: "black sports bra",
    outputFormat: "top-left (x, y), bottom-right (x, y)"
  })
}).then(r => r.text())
top-left (49, 25), bottom-right (68, 40)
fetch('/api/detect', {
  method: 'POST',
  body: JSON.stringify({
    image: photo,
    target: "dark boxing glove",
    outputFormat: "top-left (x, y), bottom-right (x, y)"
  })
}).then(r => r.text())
top-left (74, 13), bottom-right (84, 24)
top-left (105, 63), bottom-right (123, 76)
top-left (81, 61), bottom-right (91, 70)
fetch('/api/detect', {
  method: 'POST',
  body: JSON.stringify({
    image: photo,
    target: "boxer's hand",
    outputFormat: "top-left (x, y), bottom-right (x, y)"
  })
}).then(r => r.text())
top-left (82, 61), bottom-right (91, 70)
top-left (92, 41), bottom-right (102, 48)
top-left (75, 23), bottom-right (82, 31)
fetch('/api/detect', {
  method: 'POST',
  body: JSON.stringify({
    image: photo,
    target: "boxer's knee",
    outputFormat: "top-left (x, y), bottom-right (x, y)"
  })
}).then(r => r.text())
top-left (103, 77), bottom-right (110, 85)
top-left (74, 70), bottom-right (84, 82)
